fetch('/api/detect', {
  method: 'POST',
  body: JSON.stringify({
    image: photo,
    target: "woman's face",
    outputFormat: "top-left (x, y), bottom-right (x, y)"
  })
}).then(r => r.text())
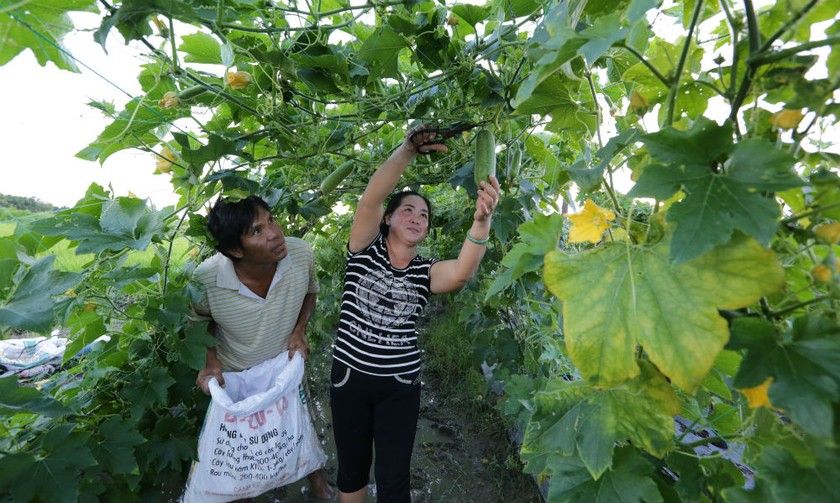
top-left (386, 195), bottom-right (430, 244)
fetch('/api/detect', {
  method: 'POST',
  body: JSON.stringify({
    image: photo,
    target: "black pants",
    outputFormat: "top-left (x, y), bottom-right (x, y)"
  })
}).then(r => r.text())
top-left (329, 360), bottom-right (421, 503)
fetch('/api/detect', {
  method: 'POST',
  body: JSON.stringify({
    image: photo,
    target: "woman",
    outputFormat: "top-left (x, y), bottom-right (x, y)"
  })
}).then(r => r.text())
top-left (329, 125), bottom-right (500, 503)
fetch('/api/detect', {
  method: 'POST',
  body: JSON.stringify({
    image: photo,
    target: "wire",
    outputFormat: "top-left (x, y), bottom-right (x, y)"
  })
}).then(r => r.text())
top-left (6, 9), bottom-right (203, 146)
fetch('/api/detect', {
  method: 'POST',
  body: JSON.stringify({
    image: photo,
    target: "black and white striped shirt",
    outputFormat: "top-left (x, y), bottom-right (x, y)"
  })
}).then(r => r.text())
top-left (333, 232), bottom-right (438, 376)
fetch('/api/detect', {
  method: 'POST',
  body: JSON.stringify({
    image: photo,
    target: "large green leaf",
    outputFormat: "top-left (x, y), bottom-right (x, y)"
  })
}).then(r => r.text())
top-left (92, 416), bottom-right (146, 476)
top-left (522, 362), bottom-right (679, 478)
top-left (628, 117), bottom-right (803, 263)
top-left (0, 0), bottom-right (96, 70)
top-left (0, 256), bottom-right (81, 333)
top-left (30, 197), bottom-right (169, 254)
top-left (0, 424), bottom-right (96, 503)
top-left (544, 234), bottom-right (784, 391)
top-left (733, 316), bottom-right (840, 438)
top-left (356, 25), bottom-right (408, 81)
top-left (525, 446), bottom-right (664, 503)
top-left (0, 376), bottom-right (71, 417)
top-left (751, 445), bottom-right (840, 503)
top-left (485, 213), bottom-right (565, 300)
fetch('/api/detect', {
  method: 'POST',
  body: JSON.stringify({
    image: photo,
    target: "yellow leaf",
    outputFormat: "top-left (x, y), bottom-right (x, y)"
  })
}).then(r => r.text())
top-left (814, 222), bottom-right (840, 244)
top-left (630, 90), bottom-right (648, 114)
top-left (567, 199), bottom-right (615, 244)
top-left (738, 377), bottom-right (774, 409)
top-left (770, 109), bottom-right (804, 129)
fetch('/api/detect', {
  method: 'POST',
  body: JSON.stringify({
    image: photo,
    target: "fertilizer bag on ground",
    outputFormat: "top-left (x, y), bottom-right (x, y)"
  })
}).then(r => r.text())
top-left (182, 352), bottom-right (327, 503)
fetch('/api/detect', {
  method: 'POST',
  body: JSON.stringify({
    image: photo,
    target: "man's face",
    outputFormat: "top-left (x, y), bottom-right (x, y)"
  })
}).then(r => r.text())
top-left (232, 206), bottom-right (287, 264)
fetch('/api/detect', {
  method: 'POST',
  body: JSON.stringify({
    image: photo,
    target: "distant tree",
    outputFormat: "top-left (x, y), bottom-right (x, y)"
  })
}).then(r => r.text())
top-left (0, 193), bottom-right (57, 213)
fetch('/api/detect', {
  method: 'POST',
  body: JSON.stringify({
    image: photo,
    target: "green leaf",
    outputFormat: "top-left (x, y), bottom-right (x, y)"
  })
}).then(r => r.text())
top-left (92, 416), bottom-right (145, 475)
top-left (122, 366), bottom-right (175, 417)
top-left (523, 363), bottom-right (679, 479)
top-left (175, 322), bottom-right (217, 369)
top-left (485, 214), bottom-right (565, 300)
top-left (751, 445), bottom-right (840, 503)
top-left (629, 118), bottom-right (801, 263)
top-left (734, 316), bottom-right (840, 438)
top-left (76, 99), bottom-right (170, 164)
top-left (0, 376), bottom-right (71, 417)
top-left (32, 197), bottom-right (168, 255)
top-left (0, 0), bottom-right (96, 70)
top-left (356, 26), bottom-right (408, 81)
top-left (3, 424), bottom-right (97, 503)
top-left (544, 234), bottom-right (784, 392)
top-left (180, 31), bottom-right (222, 65)
top-left (0, 256), bottom-right (81, 333)
top-left (531, 446), bottom-right (663, 502)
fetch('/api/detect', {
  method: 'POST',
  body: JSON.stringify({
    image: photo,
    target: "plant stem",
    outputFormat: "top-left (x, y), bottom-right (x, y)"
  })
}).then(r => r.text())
top-left (767, 296), bottom-right (828, 319)
top-left (758, 0), bottom-right (820, 53)
top-left (781, 201), bottom-right (840, 224)
top-left (749, 37), bottom-right (840, 66)
top-left (664, 0), bottom-right (705, 126)
top-left (585, 70), bottom-right (603, 148)
top-left (617, 43), bottom-right (671, 87)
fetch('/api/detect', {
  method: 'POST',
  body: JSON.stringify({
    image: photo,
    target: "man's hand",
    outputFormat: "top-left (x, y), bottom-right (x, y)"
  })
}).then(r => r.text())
top-left (196, 366), bottom-right (223, 395)
top-left (288, 332), bottom-right (310, 360)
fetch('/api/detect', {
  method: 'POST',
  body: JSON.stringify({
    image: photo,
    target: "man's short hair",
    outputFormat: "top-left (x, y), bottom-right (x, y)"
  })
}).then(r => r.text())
top-left (206, 195), bottom-right (271, 259)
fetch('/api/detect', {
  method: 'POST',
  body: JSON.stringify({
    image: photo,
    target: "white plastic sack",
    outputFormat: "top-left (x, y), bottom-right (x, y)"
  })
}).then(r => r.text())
top-left (182, 352), bottom-right (327, 503)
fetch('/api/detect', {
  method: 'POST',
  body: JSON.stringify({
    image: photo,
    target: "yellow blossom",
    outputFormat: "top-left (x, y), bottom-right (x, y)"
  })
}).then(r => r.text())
top-left (155, 146), bottom-right (177, 173)
top-left (158, 91), bottom-right (180, 109)
top-left (770, 109), bottom-right (804, 129)
top-left (738, 377), bottom-right (774, 409)
top-left (226, 70), bottom-right (252, 89)
top-left (814, 222), bottom-right (840, 244)
top-left (566, 199), bottom-right (615, 244)
top-left (812, 263), bottom-right (832, 284)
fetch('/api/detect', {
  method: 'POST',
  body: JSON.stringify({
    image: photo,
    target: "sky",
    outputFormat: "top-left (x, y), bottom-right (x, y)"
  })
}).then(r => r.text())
top-left (0, 13), bottom-right (179, 209)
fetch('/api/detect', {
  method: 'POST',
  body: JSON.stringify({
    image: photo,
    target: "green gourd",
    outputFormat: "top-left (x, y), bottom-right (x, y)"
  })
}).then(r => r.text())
top-left (507, 144), bottom-right (521, 179)
top-left (474, 129), bottom-right (496, 187)
top-left (178, 85), bottom-right (207, 100)
top-left (320, 161), bottom-right (354, 195)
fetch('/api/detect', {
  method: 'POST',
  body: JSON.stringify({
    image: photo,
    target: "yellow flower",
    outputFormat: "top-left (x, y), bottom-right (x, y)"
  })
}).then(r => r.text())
top-left (226, 70), bottom-right (252, 89)
top-left (566, 199), bottom-right (615, 244)
top-left (814, 222), bottom-right (840, 244)
top-left (812, 263), bottom-right (832, 284)
top-left (738, 377), bottom-right (774, 409)
top-left (155, 146), bottom-right (177, 173)
top-left (770, 109), bottom-right (804, 129)
top-left (158, 91), bottom-right (180, 109)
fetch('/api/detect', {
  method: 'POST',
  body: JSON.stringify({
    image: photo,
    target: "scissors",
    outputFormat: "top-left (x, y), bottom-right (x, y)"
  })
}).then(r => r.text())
top-left (409, 122), bottom-right (480, 154)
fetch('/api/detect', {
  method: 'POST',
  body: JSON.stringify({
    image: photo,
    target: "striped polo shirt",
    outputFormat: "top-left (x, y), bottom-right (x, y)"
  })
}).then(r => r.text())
top-left (334, 232), bottom-right (438, 376)
top-left (191, 237), bottom-right (319, 371)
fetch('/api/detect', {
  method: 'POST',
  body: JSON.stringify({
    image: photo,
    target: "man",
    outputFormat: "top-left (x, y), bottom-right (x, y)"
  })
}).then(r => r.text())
top-left (191, 195), bottom-right (334, 500)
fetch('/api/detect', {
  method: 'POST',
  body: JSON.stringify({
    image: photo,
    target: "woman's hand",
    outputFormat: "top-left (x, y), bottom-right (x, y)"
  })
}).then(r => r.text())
top-left (402, 125), bottom-right (449, 155)
top-left (474, 174), bottom-right (500, 222)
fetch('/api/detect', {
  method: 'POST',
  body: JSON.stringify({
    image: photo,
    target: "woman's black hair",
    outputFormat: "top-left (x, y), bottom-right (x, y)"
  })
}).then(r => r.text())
top-left (379, 190), bottom-right (433, 237)
top-left (206, 195), bottom-right (271, 259)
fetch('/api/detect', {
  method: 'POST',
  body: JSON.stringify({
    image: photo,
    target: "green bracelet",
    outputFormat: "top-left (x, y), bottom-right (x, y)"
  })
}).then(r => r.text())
top-left (466, 233), bottom-right (490, 245)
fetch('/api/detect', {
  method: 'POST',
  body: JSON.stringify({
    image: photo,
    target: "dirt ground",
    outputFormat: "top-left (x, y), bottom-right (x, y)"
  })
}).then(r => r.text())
top-left (251, 344), bottom-right (545, 503)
